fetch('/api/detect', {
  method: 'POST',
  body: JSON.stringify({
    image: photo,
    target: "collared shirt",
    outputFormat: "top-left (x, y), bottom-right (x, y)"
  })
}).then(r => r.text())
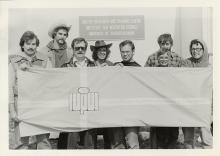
top-left (144, 50), bottom-right (183, 67)
top-left (39, 41), bottom-right (73, 68)
top-left (72, 57), bottom-right (88, 67)
top-left (61, 57), bottom-right (95, 68)
top-left (10, 51), bottom-right (47, 68)
top-left (8, 51), bottom-right (47, 102)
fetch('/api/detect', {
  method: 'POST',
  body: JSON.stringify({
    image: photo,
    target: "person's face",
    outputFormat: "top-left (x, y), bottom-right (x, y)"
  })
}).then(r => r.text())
top-left (158, 53), bottom-right (169, 67)
top-left (97, 47), bottom-right (107, 60)
top-left (54, 28), bottom-right (68, 45)
top-left (159, 41), bottom-right (172, 53)
top-left (22, 38), bottom-right (37, 57)
top-left (191, 43), bottom-right (204, 59)
top-left (73, 41), bottom-right (86, 59)
top-left (120, 44), bottom-right (134, 62)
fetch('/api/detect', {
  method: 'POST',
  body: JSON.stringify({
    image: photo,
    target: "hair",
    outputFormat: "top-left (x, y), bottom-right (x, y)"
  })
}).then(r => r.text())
top-left (71, 37), bottom-right (88, 50)
top-left (189, 39), bottom-right (204, 51)
top-left (92, 47), bottom-right (111, 61)
top-left (157, 51), bottom-right (169, 58)
top-left (119, 40), bottom-right (135, 51)
top-left (19, 31), bottom-right (40, 52)
top-left (52, 27), bottom-right (69, 39)
top-left (157, 33), bottom-right (173, 46)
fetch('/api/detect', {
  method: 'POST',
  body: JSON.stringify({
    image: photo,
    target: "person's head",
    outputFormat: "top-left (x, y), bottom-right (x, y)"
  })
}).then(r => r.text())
top-left (19, 31), bottom-right (40, 57)
top-left (190, 39), bottom-right (205, 59)
top-left (90, 40), bottom-right (112, 61)
top-left (48, 23), bottom-right (71, 46)
top-left (157, 33), bottom-right (173, 53)
top-left (157, 51), bottom-right (169, 67)
top-left (119, 40), bottom-right (135, 62)
top-left (53, 27), bottom-right (68, 45)
top-left (71, 37), bottom-right (88, 59)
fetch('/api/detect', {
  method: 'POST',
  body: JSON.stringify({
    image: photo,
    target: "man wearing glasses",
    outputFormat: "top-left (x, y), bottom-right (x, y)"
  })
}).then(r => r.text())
top-left (62, 37), bottom-right (95, 67)
top-left (61, 37), bottom-right (95, 149)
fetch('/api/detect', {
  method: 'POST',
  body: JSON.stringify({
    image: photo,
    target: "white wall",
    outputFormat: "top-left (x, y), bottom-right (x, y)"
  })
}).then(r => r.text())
top-left (9, 8), bottom-right (212, 66)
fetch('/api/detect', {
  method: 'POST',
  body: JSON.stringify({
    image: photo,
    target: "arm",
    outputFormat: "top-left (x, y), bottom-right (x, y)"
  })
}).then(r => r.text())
top-left (114, 62), bottom-right (124, 67)
top-left (8, 63), bottom-right (20, 122)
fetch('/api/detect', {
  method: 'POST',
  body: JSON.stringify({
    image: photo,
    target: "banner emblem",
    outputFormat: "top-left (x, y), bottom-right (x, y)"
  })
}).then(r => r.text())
top-left (69, 87), bottom-right (99, 114)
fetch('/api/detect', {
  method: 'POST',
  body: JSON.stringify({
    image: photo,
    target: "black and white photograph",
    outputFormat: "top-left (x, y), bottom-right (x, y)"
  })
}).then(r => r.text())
top-left (0, 0), bottom-right (219, 155)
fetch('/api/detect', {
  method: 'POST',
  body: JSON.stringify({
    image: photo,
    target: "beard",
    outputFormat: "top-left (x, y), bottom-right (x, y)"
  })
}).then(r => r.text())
top-left (57, 39), bottom-right (65, 45)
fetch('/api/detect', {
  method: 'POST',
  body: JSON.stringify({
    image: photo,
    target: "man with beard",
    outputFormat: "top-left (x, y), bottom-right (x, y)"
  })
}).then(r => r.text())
top-left (9, 31), bottom-right (52, 149)
top-left (40, 23), bottom-right (72, 68)
top-left (40, 23), bottom-right (72, 149)
top-left (144, 33), bottom-right (183, 149)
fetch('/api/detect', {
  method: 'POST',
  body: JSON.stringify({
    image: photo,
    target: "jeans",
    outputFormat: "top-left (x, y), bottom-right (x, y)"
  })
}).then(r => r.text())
top-left (182, 127), bottom-right (195, 148)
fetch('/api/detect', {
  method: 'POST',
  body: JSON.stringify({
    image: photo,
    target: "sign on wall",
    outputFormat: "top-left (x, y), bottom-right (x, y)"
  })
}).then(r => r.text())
top-left (79, 16), bottom-right (145, 40)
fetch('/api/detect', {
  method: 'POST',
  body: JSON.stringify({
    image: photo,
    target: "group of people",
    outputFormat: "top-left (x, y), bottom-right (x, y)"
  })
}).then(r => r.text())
top-left (9, 22), bottom-right (213, 150)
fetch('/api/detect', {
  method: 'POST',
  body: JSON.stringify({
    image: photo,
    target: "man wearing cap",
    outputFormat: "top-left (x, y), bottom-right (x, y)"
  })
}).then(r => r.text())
top-left (40, 23), bottom-right (72, 68)
top-left (39, 23), bottom-right (73, 149)
top-left (90, 40), bottom-right (113, 149)
top-left (90, 40), bottom-right (114, 67)
top-left (9, 31), bottom-right (52, 149)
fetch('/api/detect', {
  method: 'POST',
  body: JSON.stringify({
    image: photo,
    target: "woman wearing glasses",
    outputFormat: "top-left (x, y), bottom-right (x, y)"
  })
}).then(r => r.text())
top-left (182, 39), bottom-right (212, 149)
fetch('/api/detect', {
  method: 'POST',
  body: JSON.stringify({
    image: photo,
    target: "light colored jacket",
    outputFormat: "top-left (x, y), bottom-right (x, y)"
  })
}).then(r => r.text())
top-left (40, 45), bottom-right (73, 68)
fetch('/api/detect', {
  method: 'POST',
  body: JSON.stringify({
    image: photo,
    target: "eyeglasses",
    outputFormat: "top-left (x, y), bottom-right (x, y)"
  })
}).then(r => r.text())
top-left (74, 47), bottom-right (86, 51)
top-left (161, 42), bottom-right (171, 46)
top-left (192, 48), bottom-right (203, 51)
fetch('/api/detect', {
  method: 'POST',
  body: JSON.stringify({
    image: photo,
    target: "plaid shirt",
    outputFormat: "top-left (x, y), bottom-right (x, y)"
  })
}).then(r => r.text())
top-left (144, 50), bottom-right (183, 67)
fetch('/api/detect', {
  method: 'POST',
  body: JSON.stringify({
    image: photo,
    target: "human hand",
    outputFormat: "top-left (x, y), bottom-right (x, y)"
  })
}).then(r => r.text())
top-left (10, 111), bottom-right (20, 123)
top-left (19, 63), bottom-right (28, 71)
top-left (114, 63), bottom-right (124, 67)
top-left (100, 62), bottom-right (108, 67)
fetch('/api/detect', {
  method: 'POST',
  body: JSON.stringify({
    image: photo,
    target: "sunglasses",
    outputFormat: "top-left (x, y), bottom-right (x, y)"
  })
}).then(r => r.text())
top-left (74, 47), bottom-right (86, 51)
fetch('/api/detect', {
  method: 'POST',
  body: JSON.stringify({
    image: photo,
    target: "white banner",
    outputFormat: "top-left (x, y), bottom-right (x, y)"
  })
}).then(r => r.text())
top-left (17, 67), bottom-right (212, 137)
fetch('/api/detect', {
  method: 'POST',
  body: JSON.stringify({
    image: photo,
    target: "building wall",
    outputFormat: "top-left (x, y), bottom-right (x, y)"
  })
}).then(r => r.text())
top-left (8, 7), bottom-right (212, 66)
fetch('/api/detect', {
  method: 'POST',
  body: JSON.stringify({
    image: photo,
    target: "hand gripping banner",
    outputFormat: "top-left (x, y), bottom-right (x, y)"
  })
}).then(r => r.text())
top-left (17, 67), bottom-right (212, 137)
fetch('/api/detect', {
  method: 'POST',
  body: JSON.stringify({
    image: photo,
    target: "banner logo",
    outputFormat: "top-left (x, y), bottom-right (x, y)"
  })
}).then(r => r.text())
top-left (69, 87), bottom-right (99, 114)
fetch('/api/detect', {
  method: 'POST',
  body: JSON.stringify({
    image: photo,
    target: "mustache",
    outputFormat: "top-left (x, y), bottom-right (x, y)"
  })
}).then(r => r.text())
top-left (76, 52), bottom-right (84, 54)
top-left (59, 39), bottom-right (65, 41)
top-left (27, 48), bottom-right (35, 51)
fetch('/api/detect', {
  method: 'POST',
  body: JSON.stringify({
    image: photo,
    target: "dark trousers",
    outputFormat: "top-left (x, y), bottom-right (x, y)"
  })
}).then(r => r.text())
top-left (150, 127), bottom-right (179, 149)
top-left (57, 130), bottom-right (95, 149)
top-left (93, 128), bottom-right (111, 149)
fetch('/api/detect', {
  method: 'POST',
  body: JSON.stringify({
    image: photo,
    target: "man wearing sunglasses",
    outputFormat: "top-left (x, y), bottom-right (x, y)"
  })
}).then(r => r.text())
top-left (61, 37), bottom-right (95, 149)
top-left (62, 37), bottom-right (95, 67)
